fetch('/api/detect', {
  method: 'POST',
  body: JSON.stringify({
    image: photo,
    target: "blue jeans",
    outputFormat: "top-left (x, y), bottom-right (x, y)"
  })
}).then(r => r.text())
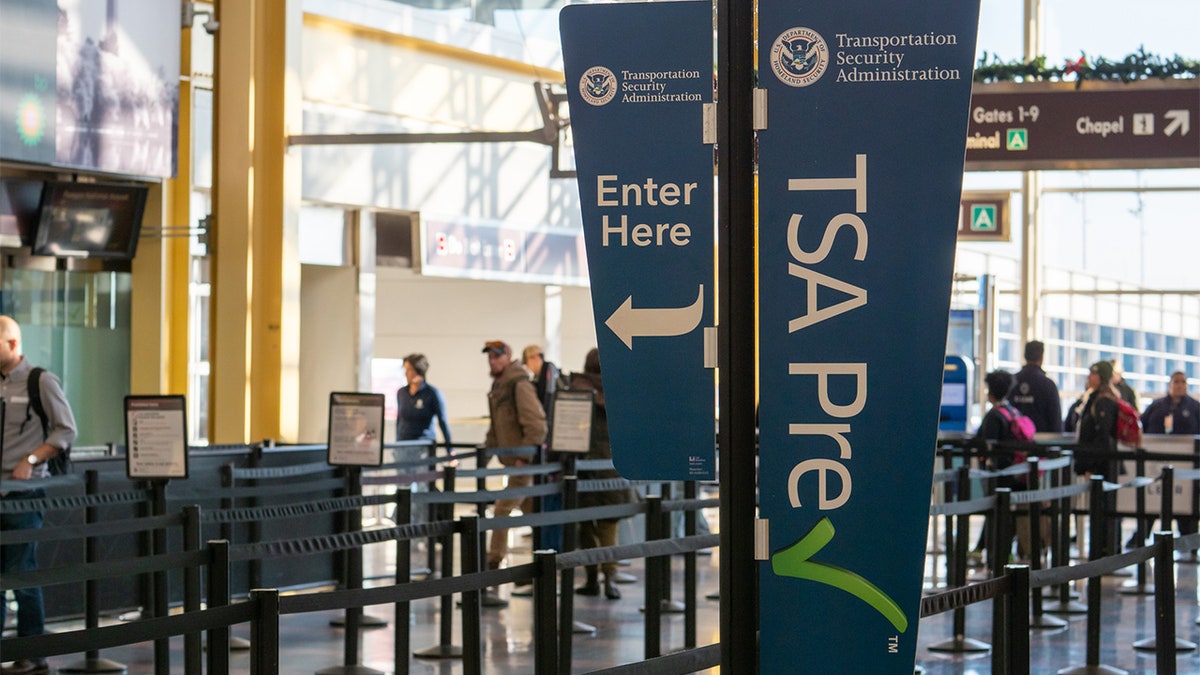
top-left (1, 489), bottom-right (46, 637)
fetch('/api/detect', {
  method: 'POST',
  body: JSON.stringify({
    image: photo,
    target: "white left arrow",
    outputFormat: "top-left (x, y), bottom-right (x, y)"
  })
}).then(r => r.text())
top-left (1164, 109), bottom-right (1190, 137)
top-left (605, 285), bottom-right (705, 349)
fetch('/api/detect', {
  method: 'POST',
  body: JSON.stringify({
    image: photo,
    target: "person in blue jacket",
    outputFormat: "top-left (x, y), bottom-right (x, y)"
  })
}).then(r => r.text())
top-left (1141, 371), bottom-right (1200, 436)
top-left (1139, 371), bottom-right (1200, 542)
top-left (395, 353), bottom-right (452, 446)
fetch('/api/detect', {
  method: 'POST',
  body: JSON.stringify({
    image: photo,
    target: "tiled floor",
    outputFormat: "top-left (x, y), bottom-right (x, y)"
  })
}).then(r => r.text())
top-left (9, 522), bottom-right (1200, 673)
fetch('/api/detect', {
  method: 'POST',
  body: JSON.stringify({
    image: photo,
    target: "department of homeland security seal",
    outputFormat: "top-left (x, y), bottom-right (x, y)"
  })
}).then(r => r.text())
top-left (580, 66), bottom-right (618, 106)
top-left (770, 27), bottom-right (829, 87)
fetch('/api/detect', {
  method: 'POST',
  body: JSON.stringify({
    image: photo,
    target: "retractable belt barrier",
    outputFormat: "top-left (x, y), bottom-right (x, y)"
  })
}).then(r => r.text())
top-left (13, 444), bottom-right (1200, 673)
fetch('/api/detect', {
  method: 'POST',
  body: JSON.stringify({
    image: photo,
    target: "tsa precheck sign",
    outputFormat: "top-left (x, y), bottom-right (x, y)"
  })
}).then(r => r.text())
top-left (757, 0), bottom-right (981, 671)
top-left (560, 1), bottom-right (715, 481)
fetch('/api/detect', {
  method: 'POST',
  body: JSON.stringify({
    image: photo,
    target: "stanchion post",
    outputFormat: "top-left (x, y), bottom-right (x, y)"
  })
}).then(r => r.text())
top-left (249, 588), bottom-right (280, 675)
top-left (990, 487), bottom-right (1012, 670)
top-left (952, 465), bottom-right (970, 632)
top-left (1153, 531), bottom-right (1179, 673)
top-left (645, 494), bottom-right (664, 659)
top-left (1135, 450), bottom-right (1148, 548)
top-left (557, 474), bottom-right (579, 675)
top-left (413, 465), bottom-right (462, 659)
top-left (928, 465), bottom-right (991, 653)
top-left (1054, 452), bottom-right (1075, 606)
top-left (207, 540), bottom-right (231, 675)
top-left (344, 466), bottom-right (363, 667)
top-left (459, 515), bottom-right (483, 675)
top-left (1162, 465), bottom-right (1176, 538)
top-left (425, 443), bottom-right (439, 574)
top-left (151, 480), bottom-right (170, 675)
top-left (394, 490), bottom-right (412, 675)
top-left (1085, 476), bottom-right (1106, 668)
top-left (60, 471), bottom-right (128, 674)
top-left (1005, 564), bottom-right (1031, 675)
top-left (183, 505), bottom-right (203, 674)
top-left (533, 550), bottom-right (559, 675)
top-left (684, 480), bottom-right (697, 649)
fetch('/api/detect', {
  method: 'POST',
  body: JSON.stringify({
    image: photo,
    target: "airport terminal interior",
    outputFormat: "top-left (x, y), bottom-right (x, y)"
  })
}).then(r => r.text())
top-left (1, 0), bottom-right (1198, 673)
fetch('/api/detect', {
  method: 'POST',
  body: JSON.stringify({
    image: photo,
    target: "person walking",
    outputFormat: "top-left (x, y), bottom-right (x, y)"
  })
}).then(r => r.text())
top-left (395, 353), bottom-right (451, 446)
top-left (481, 340), bottom-right (546, 607)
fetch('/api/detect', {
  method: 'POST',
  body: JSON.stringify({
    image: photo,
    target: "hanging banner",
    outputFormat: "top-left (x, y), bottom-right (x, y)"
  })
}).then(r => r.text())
top-left (560, 1), bottom-right (715, 480)
top-left (756, 1), bottom-right (981, 671)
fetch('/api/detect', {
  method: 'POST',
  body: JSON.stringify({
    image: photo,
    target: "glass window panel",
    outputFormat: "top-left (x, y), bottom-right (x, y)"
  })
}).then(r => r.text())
top-left (1145, 333), bottom-right (1160, 352)
top-left (1123, 330), bottom-right (1140, 349)
top-left (998, 309), bottom-right (1016, 334)
top-left (1074, 322), bottom-right (1095, 344)
top-left (1165, 336), bottom-right (1180, 355)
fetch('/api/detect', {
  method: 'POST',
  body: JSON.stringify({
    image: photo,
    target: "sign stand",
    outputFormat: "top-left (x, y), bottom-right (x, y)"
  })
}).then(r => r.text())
top-left (321, 393), bottom-right (387, 675)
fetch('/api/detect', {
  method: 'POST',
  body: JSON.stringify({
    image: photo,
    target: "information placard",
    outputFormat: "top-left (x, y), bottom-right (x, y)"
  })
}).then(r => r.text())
top-left (549, 390), bottom-right (594, 454)
top-left (327, 392), bottom-right (385, 467)
top-left (125, 396), bottom-right (189, 480)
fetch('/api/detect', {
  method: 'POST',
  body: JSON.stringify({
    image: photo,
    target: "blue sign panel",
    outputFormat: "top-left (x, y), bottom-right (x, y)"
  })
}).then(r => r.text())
top-left (560, 1), bottom-right (715, 480)
top-left (756, 1), bottom-right (980, 671)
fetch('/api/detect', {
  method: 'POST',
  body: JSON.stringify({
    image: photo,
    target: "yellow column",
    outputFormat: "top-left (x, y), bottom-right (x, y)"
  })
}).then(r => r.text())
top-left (129, 15), bottom-right (192, 396)
top-left (211, 0), bottom-right (302, 443)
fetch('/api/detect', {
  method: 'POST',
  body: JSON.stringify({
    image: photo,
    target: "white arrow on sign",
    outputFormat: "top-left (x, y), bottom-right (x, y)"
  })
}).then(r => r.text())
top-left (1164, 109), bottom-right (1190, 137)
top-left (606, 285), bottom-right (704, 349)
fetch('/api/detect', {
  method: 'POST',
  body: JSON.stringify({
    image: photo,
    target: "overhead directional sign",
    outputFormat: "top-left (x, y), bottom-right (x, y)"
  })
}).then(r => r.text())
top-left (965, 80), bottom-right (1200, 170)
top-left (757, 0), bottom-right (980, 671)
top-left (560, 1), bottom-right (715, 480)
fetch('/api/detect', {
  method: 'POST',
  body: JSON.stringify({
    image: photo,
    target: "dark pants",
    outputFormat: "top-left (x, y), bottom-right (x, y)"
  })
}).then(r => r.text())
top-left (1, 489), bottom-right (46, 637)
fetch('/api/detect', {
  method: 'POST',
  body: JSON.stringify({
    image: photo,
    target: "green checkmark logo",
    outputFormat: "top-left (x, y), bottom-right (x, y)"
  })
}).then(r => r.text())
top-left (771, 516), bottom-right (908, 632)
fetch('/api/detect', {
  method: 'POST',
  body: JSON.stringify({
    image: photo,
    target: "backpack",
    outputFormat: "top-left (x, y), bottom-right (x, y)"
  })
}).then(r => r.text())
top-left (27, 367), bottom-right (73, 475)
top-left (1115, 398), bottom-right (1142, 448)
top-left (995, 403), bottom-right (1037, 467)
top-left (996, 402), bottom-right (1036, 443)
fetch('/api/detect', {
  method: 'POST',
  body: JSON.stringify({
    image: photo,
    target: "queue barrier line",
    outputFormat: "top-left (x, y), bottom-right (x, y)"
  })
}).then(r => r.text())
top-left (0, 587), bottom-right (253, 662)
top-left (1, 546), bottom-right (204, 592)
top-left (0, 509), bottom-right (184, 546)
top-left (415, 481), bottom-right (560, 504)
top-left (199, 492), bottom-right (398, 525)
top-left (929, 494), bottom-right (997, 517)
top-left (170, 476), bottom-right (346, 500)
top-left (7, 444), bottom-right (1190, 667)
top-left (585, 643), bottom-right (721, 675)
top-left (557, 534), bottom-right (720, 571)
top-left (0, 487), bottom-right (150, 514)
top-left (360, 469), bottom-right (447, 487)
top-left (0, 475), bottom-right (83, 493)
top-left (4, 491), bottom-right (1194, 673)
top-left (1007, 480), bottom-right (1093, 505)
top-left (456, 463), bottom-right (562, 479)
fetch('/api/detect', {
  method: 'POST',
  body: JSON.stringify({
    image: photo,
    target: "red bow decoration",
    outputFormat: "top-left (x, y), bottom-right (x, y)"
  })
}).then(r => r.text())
top-left (1064, 56), bottom-right (1087, 76)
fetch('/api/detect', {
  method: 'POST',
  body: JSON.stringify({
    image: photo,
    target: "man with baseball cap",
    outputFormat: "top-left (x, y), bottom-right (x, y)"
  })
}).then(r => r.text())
top-left (480, 340), bottom-right (546, 606)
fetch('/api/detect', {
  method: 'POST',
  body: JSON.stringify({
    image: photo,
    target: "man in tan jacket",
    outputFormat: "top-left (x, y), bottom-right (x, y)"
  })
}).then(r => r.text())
top-left (481, 340), bottom-right (546, 607)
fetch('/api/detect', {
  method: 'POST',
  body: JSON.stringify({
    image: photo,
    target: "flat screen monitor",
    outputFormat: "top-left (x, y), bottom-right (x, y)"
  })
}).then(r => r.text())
top-left (0, 178), bottom-right (45, 247)
top-left (33, 182), bottom-right (147, 259)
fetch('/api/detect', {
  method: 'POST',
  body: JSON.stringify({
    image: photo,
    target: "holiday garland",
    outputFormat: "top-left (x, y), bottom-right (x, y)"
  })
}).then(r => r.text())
top-left (974, 47), bottom-right (1199, 86)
